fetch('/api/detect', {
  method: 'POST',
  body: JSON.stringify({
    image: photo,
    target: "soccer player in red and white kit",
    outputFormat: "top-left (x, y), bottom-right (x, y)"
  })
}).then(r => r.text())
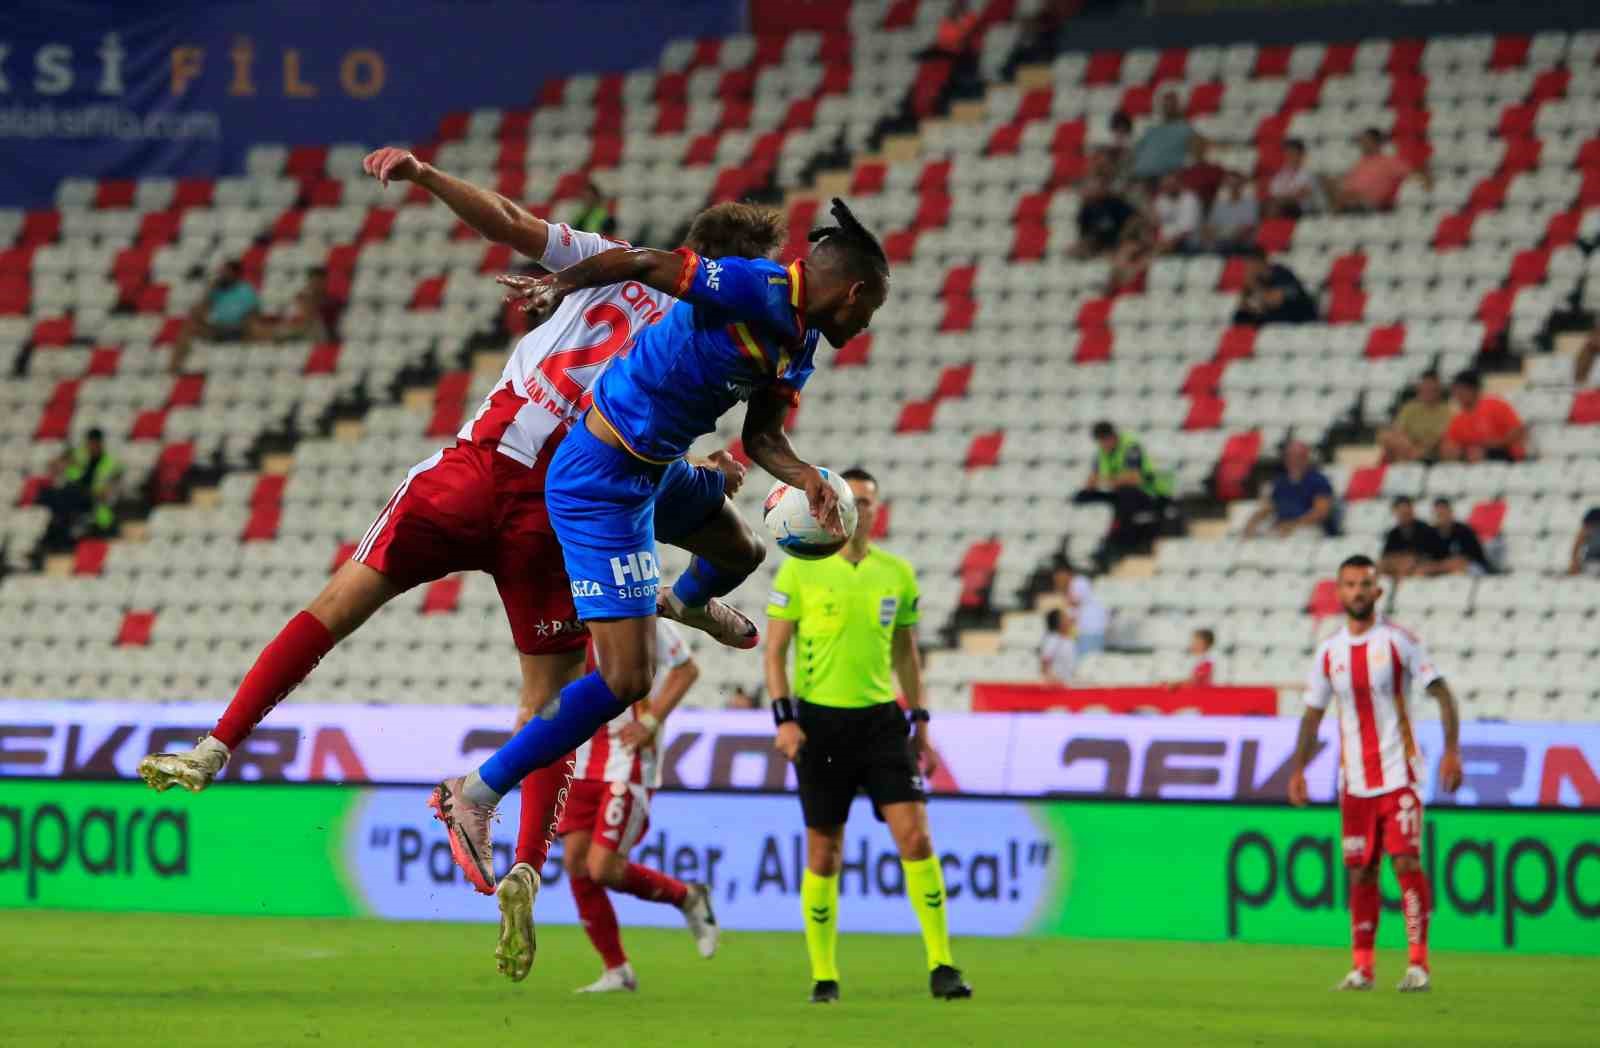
top-left (137, 152), bottom-right (781, 925)
top-left (1287, 554), bottom-right (1463, 992)
top-left (522, 619), bottom-right (718, 993)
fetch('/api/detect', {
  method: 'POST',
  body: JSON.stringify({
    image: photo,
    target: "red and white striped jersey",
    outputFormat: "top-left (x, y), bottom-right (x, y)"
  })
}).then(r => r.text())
top-left (457, 223), bottom-right (672, 470)
top-left (1305, 618), bottom-right (1443, 797)
top-left (573, 620), bottom-right (694, 787)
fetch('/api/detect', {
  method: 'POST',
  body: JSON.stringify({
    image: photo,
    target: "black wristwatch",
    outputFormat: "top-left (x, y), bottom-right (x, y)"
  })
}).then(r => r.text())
top-left (771, 697), bottom-right (797, 726)
top-left (907, 708), bottom-right (930, 724)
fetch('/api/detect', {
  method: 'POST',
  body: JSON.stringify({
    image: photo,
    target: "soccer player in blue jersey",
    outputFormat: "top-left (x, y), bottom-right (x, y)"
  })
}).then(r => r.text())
top-left (431, 199), bottom-right (888, 896)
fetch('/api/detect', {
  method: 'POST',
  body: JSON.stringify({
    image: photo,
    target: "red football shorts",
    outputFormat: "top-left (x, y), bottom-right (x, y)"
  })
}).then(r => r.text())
top-left (557, 779), bottom-right (651, 853)
top-left (354, 441), bottom-right (586, 656)
top-left (1340, 785), bottom-right (1423, 868)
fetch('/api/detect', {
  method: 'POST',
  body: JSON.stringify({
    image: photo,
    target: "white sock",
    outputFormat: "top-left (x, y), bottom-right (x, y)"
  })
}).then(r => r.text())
top-left (196, 736), bottom-right (231, 760)
top-left (461, 770), bottom-right (503, 807)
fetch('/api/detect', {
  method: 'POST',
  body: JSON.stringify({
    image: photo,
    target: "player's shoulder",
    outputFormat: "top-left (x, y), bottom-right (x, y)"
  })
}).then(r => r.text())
top-left (1380, 617), bottom-right (1423, 646)
top-left (1312, 630), bottom-right (1344, 662)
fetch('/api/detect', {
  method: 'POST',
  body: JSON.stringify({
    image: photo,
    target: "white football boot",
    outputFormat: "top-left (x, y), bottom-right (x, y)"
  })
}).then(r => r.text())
top-left (1334, 968), bottom-right (1375, 991)
top-left (679, 882), bottom-right (720, 958)
top-left (1396, 965), bottom-right (1431, 992)
top-left (495, 862), bottom-right (539, 982)
top-left (576, 963), bottom-right (638, 993)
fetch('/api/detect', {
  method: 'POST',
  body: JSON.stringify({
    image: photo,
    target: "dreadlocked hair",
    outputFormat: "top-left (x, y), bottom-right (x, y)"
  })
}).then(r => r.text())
top-left (684, 202), bottom-right (787, 260)
top-left (807, 197), bottom-right (888, 280)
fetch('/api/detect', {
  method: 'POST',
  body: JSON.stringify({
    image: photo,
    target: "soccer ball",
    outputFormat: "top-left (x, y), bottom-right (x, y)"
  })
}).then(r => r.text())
top-left (763, 470), bottom-right (858, 560)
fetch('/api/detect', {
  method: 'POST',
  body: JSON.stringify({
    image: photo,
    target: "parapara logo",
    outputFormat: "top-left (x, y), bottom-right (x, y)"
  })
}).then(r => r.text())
top-left (1, 802), bottom-right (188, 900)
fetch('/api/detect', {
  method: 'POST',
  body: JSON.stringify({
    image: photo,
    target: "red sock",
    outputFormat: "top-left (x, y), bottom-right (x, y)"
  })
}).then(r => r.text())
top-left (1350, 878), bottom-right (1379, 975)
top-left (213, 611), bottom-right (335, 749)
top-left (570, 874), bottom-right (627, 968)
top-left (514, 754), bottom-right (575, 869)
top-left (618, 862), bottom-right (688, 907)
top-left (1398, 869), bottom-right (1430, 969)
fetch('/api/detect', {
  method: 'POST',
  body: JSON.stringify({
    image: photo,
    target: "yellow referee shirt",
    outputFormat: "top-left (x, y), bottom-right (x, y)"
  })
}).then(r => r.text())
top-left (766, 546), bottom-right (921, 709)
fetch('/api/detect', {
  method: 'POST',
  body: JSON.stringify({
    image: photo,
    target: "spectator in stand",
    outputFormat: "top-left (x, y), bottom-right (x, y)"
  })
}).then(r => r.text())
top-left (1169, 628), bottom-right (1219, 689)
top-left (171, 259), bottom-right (262, 372)
top-left (1378, 496), bottom-right (1448, 578)
top-left (1568, 507), bottom-right (1600, 576)
top-left (255, 267), bottom-right (338, 343)
top-left (1130, 89), bottom-right (1198, 183)
top-left (1039, 608), bottom-right (1078, 684)
top-left (1243, 439), bottom-right (1337, 538)
top-left (1052, 560), bottom-right (1108, 655)
top-left (1378, 369), bottom-right (1453, 463)
top-left (1231, 246), bottom-right (1318, 326)
top-left (1203, 169), bottom-right (1259, 254)
top-left (1431, 498), bottom-right (1492, 575)
top-left (1331, 128), bottom-right (1429, 214)
top-left (1089, 111), bottom-right (1135, 186)
top-left (1107, 214), bottom-right (1155, 294)
top-left (1077, 420), bottom-right (1173, 562)
top-left (1180, 138), bottom-right (1228, 210)
top-left (1265, 138), bottom-right (1320, 218)
top-left (569, 178), bottom-right (616, 236)
top-left (1439, 369), bottom-right (1528, 462)
top-left (1151, 173), bottom-right (1202, 254)
top-left (1577, 325), bottom-right (1598, 386)
top-left (1072, 174), bottom-right (1135, 258)
top-left (39, 427), bottom-right (122, 548)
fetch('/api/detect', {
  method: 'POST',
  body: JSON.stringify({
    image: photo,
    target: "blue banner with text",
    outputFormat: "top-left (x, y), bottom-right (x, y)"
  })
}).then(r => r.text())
top-left (0, 0), bottom-right (741, 207)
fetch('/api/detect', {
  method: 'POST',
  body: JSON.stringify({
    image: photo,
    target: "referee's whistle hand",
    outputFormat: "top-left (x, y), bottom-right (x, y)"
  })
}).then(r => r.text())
top-left (774, 722), bottom-right (807, 762)
top-left (913, 731), bottom-right (939, 776)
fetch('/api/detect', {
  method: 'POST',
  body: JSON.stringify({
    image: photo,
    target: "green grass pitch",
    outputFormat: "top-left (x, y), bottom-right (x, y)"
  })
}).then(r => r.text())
top-left (3, 911), bottom-right (1595, 1047)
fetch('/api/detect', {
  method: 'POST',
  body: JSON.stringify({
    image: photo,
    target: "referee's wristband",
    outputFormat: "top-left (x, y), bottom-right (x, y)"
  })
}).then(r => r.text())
top-left (907, 707), bottom-right (930, 724)
top-left (771, 697), bottom-right (797, 726)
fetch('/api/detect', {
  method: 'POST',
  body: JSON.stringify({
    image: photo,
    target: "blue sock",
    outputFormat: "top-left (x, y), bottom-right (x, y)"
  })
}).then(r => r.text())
top-left (671, 556), bottom-right (747, 607)
top-left (476, 672), bottom-right (627, 795)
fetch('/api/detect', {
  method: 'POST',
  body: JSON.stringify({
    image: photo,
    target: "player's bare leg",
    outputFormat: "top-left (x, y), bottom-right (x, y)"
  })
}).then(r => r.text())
top-left (138, 561), bottom-right (400, 792)
top-left (494, 651), bottom-right (584, 981)
top-left (658, 498), bottom-right (763, 650)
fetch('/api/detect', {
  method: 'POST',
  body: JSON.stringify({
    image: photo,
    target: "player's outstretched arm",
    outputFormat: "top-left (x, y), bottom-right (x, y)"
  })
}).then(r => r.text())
top-left (742, 388), bottom-right (843, 536)
top-left (497, 247), bottom-right (686, 319)
top-left (362, 147), bottom-right (549, 260)
top-left (1427, 679), bottom-right (1463, 792)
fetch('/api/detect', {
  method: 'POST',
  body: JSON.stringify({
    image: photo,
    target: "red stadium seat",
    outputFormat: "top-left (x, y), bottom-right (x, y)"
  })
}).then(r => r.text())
top-left (422, 576), bottom-right (463, 614)
top-left (834, 334), bottom-right (871, 368)
top-left (895, 400), bottom-right (936, 433)
top-left (1184, 395), bottom-right (1224, 430)
top-left (1345, 464), bottom-right (1386, 501)
top-left (934, 363), bottom-right (973, 399)
top-left (1307, 579), bottom-right (1341, 617)
top-left (116, 610), bottom-right (157, 647)
top-left (1364, 324), bottom-right (1406, 359)
top-left (1468, 500), bottom-right (1507, 541)
top-left (73, 539), bottom-right (109, 576)
top-left (1570, 390), bottom-right (1600, 426)
top-left (964, 431), bottom-right (1004, 469)
top-left (1075, 328), bottom-right (1113, 364)
top-left (304, 342), bottom-right (341, 374)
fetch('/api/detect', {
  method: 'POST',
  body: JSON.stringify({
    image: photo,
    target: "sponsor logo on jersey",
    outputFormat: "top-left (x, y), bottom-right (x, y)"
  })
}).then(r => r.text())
top-left (703, 258), bottom-right (722, 290)
top-left (571, 580), bottom-right (603, 598)
top-left (767, 276), bottom-right (789, 286)
top-left (768, 589), bottom-right (790, 608)
top-left (609, 551), bottom-right (660, 587)
top-left (878, 596), bottom-right (898, 626)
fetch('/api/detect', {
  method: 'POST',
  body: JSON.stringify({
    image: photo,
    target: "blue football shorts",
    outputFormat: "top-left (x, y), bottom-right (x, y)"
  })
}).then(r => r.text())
top-left (545, 416), bottom-right (727, 620)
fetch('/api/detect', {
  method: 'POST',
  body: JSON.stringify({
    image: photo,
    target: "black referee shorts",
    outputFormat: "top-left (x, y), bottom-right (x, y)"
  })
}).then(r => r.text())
top-left (794, 699), bottom-right (926, 829)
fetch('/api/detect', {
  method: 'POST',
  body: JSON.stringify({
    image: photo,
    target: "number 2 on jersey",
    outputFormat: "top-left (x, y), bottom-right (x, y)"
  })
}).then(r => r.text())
top-left (537, 302), bottom-right (630, 406)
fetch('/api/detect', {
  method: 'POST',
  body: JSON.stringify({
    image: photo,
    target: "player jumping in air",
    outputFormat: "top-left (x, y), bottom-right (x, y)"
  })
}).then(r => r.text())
top-left (505, 619), bottom-right (716, 989)
top-left (431, 198), bottom-right (889, 897)
top-left (1286, 554), bottom-right (1463, 993)
top-left (136, 151), bottom-right (780, 940)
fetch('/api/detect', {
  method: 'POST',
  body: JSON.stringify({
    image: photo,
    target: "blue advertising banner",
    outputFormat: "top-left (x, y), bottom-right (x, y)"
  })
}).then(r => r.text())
top-left (0, 0), bottom-right (742, 207)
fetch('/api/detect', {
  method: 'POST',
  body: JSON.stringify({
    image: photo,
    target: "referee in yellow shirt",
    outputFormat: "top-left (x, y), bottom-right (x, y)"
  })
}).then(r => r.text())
top-left (764, 467), bottom-right (971, 1004)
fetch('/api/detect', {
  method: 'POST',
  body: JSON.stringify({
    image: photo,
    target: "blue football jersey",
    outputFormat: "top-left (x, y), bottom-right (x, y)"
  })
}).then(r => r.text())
top-left (590, 251), bottom-right (820, 462)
